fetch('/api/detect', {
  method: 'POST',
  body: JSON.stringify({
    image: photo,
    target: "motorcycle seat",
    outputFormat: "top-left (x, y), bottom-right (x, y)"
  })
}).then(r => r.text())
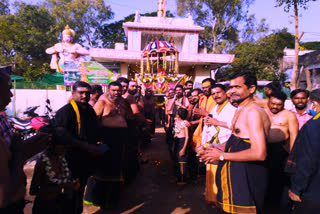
top-left (10, 117), bottom-right (31, 126)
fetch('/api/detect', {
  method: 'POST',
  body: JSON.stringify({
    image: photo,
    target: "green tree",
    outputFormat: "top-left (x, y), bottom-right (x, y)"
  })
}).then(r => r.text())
top-left (218, 29), bottom-right (295, 81)
top-left (101, 11), bottom-right (174, 49)
top-left (276, 0), bottom-right (316, 89)
top-left (45, 0), bottom-right (114, 47)
top-left (241, 14), bottom-right (269, 42)
top-left (300, 41), bottom-right (320, 50)
top-left (0, 0), bottom-right (9, 15)
top-left (0, 2), bottom-right (57, 78)
top-left (12, 3), bottom-right (58, 65)
top-left (176, 0), bottom-right (254, 53)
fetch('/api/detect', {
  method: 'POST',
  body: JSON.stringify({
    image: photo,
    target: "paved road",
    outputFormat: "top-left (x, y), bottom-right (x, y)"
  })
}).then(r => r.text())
top-left (24, 129), bottom-right (216, 214)
top-left (89, 129), bottom-right (216, 214)
top-left (23, 127), bottom-right (286, 214)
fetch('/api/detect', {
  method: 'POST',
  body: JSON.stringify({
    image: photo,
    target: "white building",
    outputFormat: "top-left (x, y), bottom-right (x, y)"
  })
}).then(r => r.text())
top-left (89, 0), bottom-right (234, 87)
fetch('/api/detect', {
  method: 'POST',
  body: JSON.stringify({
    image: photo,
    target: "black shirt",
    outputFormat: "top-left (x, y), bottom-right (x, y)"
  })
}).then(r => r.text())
top-left (55, 102), bottom-right (99, 176)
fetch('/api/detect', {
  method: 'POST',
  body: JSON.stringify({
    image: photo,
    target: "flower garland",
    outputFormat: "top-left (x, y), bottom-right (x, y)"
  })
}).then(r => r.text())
top-left (40, 153), bottom-right (72, 185)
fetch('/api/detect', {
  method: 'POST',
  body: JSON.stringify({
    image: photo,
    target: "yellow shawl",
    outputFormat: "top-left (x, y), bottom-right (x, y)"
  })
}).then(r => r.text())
top-left (191, 96), bottom-right (216, 151)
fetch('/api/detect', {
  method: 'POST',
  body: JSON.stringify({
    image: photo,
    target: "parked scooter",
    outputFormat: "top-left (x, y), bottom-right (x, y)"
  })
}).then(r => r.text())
top-left (8, 99), bottom-right (54, 139)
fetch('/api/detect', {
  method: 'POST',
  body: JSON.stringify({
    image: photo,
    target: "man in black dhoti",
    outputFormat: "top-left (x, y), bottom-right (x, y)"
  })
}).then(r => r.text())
top-left (198, 72), bottom-right (271, 214)
top-left (55, 81), bottom-right (101, 214)
top-left (84, 81), bottom-right (132, 209)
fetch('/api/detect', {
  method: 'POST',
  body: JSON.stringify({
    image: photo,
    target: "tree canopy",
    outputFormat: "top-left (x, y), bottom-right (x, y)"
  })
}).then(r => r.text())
top-left (44, 0), bottom-right (114, 47)
top-left (275, 0), bottom-right (317, 11)
top-left (0, 0), bottom-right (114, 80)
top-left (176, 0), bottom-right (254, 53)
top-left (0, 2), bottom-right (57, 77)
top-left (275, 0), bottom-right (317, 89)
top-left (300, 42), bottom-right (320, 50)
top-left (100, 11), bottom-right (174, 49)
top-left (217, 29), bottom-right (295, 81)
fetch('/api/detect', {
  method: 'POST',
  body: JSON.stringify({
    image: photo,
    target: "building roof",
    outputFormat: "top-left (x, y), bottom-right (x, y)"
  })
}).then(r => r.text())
top-left (123, 15), bottom-right (204, 36)
top-left (90, 48), bottom-right (235, 66)
top-left (299, 49), bottom-right (320, 69)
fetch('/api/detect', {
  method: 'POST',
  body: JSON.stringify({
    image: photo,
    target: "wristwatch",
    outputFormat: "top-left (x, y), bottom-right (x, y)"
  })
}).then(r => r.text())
top-left (219, 152), bottom-right (225, 161)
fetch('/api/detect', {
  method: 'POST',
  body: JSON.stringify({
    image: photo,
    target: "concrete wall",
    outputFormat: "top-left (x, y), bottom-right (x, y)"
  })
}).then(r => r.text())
top-left (194, 65), bottom-right (211, 88)
top-left (128, 30), bottom-right (142, 51)
top-left (6, 89), bottom-right (71, 117)
top-left (120, 63), bottom-right (129, 78)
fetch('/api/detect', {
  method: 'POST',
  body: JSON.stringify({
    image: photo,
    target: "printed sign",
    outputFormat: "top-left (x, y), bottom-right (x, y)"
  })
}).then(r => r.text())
top-left (64, 61), bottom-right (120, 86)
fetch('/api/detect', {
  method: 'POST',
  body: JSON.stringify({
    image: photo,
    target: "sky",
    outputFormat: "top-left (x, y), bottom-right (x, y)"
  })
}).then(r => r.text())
top-left (107, 0), bottom-right (320, 42)
top-left (13, 0), bottom-right (320, 42)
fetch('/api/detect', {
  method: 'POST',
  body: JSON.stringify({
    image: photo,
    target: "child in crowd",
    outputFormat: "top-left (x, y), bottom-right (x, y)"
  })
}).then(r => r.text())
top-left (173, 108), bottom-right (189, 184)
top-left (30, 128), bottom-right (80, 214)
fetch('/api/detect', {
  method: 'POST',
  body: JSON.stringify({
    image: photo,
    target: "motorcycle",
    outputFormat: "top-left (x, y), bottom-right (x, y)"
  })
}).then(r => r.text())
top-left (8, 99), bottom-right (54, 140)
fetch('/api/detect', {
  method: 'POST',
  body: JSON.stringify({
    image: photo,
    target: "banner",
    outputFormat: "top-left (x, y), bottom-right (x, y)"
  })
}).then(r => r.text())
top-left (64, 61), bottom-right (120, 86)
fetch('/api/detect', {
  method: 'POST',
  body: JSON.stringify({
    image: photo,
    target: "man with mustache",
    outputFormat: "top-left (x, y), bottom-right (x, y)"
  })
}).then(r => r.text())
top-left (264, 90), bottom-right (298, 210)
top-left (166, 85), bottom-right (190, 130)
top-left (185, 89), bottom-right (202, 177)
top-left (255, 81), bottom-right (282, 108)
top-left (198, 71), bottom-right (270, 214)
top-left (89, 85), bottom-right (103, 106)
top-left (122, 80), bottom-right (146, 124)
top-left (55, 81), bottom-right (101, 213)
top-left (117, 77), bottom-right (129, 95)
top-left (202, 84), bottom-right (236, 205)
top-left (174, 85), bottom-right (189, 108)
top-left (187, 89), bottom-right (201, 123)
top-left (84, 81), bottom-right (132, 209)
top-left (290, 89), bottom-right (312, 129)
top-left (122, 80), bottom-right (146, 179)
top-left (184, 80), bottom-right (194, 89)
top-left (192, 78), bottom-right (216, 151)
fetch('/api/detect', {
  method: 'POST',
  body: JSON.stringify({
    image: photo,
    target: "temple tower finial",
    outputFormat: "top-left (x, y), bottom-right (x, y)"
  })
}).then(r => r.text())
top-left (157, 0), bottom-right (167, 18)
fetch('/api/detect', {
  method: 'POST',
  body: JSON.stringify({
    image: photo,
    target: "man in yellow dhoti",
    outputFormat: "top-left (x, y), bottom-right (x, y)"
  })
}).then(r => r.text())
top-left (192, 78), bottom-right (216, 151)
top-left (202, 84), bottom-right (236, 205)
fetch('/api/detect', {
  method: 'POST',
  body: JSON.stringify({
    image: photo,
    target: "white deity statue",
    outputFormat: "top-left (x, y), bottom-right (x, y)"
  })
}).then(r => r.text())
top-left (46, 25), bottom-right (89, 73)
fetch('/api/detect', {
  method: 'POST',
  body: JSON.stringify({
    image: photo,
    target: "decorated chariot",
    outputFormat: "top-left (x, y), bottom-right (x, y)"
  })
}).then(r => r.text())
top-left (137, 39), bottom-right (188, 94)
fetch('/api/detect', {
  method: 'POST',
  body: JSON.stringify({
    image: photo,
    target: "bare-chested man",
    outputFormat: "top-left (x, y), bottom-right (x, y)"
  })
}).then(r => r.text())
top-left (264, 90), bottom-right (298, 209)
top-left (143, 88), bottom-right (156, 138)
top-left (199, 71), bottom-right (270, 214)
top-left (89, 84), bottom-right (103, 106)
top-left (122, 80), bottom-right (146, 124)
top-left (165, 89), bottom-right (175, 148)
top-left (255, 81), bottom-right (282, 108)
top-left (117, 77), bottom-right (129, 95)
top-left (0, 72), bottom-right (50, 212)
top-left (121, 79), bottom-right (145, 178)
top-left (84, 81), bottom-right (131, 209)
top-left (266, 91), bottom-right (298, 151)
